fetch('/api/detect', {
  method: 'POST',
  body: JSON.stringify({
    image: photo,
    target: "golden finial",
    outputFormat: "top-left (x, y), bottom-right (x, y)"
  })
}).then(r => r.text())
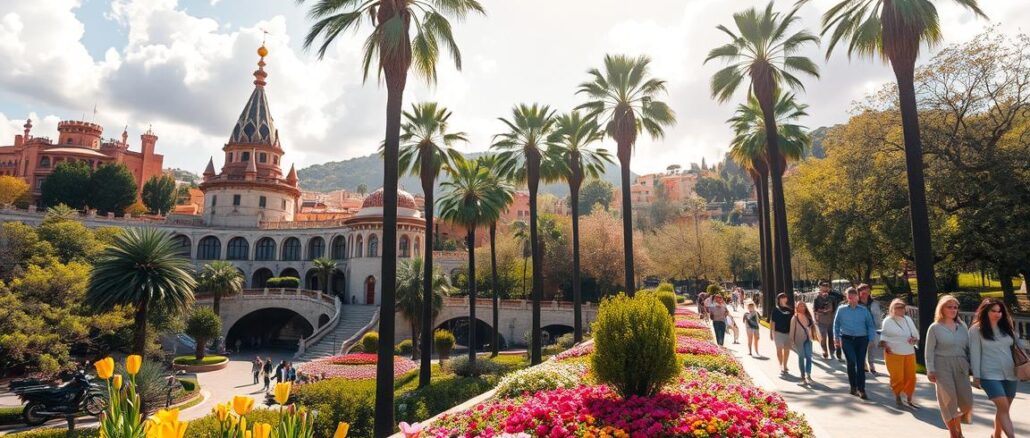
top-left (258, 29), bottom-right (269, 58)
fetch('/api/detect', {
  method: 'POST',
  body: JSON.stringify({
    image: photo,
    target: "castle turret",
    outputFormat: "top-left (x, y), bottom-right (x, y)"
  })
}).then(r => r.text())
top-left (286, 164), bottom-right (298, 186)
top-left (203, 157), bottom-right (216, 181)
top-left (56, 120), bottom-right (103, 149)
top-left (141, 127), bottom-right (158, 156)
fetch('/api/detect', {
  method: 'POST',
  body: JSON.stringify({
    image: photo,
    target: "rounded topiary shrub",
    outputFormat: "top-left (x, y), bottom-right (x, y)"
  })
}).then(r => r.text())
top-left (705, 283), bottom-right (723, 296)
top-left (266, 276), bottom-right (301, 288)
top-left (555, 333), bottom-right (576, 349)
top-left (656, 282), bottom-right (675, 293)
top-left (445, 356), bottom-right (501, 377)
top-left (395, 339), bottom-right (413, 356)
top-left (434, 330), bottom-right (456, 360)
top-left (591, 293), bottom-right (677, 398)
top-left (360, 331), bottom-right (379, 354)
top-left (655, 291), bottom-right (677, 315)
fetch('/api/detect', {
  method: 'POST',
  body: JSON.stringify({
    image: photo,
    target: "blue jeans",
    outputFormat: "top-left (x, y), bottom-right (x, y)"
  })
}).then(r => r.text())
top-left (796, 340), bottom-right (813, 377)
top-left (841, 335), bottom-right (869, 391)
top-left (712, 321), bottom-right (726, 346)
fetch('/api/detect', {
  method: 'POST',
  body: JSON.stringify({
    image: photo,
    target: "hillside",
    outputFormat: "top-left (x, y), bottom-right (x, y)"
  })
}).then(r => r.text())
top-left (297, 152), bottom-right (630, 197)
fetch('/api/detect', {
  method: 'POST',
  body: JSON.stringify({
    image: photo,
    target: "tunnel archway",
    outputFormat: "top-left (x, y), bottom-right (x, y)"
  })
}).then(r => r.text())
top-left (435, 317), bottom-right (503, 351)
top-left (226, 308), bottom-right (314, 351)
top-left (541, 324), bottom-right (574, 345)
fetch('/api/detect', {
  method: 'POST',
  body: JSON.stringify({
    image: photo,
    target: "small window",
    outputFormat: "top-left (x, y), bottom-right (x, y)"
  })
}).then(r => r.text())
top-left (227, 152), bottom-right (233, 162)
top-left (233, 194), bottom-right (241, 206)
top-left (259, 153), bottom-right (267, 163)
top-left (259, 196), bottom-right (266, 208)
top-left (211, 195), bottom-right (217, 206)
top-left (241, 151), bottom-right (250, 161)
top-left (39, 156), bottom-right (50, 168)
top-left (282, 199), bottom-right (287, 209)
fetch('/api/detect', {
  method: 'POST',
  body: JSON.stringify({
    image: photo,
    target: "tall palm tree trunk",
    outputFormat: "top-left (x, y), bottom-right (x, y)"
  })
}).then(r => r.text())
top-left (755, 85), bottom-right (794, 308)
top-left (569, 160), bottom-right (584, 342)
top-left (374, 8), bottom-right (409, 433)
top-left (892, 59), bottom-right (939, 364)
top-left (528, 152), bottom-right (543, 365)
top-left (418, 163), bottom-right (435, 388)
top-left (759, 169), bottom-right (776, 316)
top-left (133, 295), bottom-right (149, 355)
top-left (618, 152), bottom-right (635, 296)
top-left (750, 172), bottom-right (771, 317)
top-left (466, 229), bottom-right (477, 363)
top-left (490, 222), bottom-right (500, 356)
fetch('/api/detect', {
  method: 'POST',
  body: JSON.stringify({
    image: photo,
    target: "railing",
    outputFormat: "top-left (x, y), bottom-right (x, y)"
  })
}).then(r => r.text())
top-left (196, 288), bottom-right (335, 305)
top-left (296, 296), bottom-right (343, 357)
top-left (341, 309), bottom-right (381, 355)
top-left (439, 297), bottom-right (597, 312)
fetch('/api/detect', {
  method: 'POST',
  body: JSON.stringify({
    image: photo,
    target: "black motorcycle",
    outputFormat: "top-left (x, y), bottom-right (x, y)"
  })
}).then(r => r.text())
top-left (11, 370), bottom-right (106, 426)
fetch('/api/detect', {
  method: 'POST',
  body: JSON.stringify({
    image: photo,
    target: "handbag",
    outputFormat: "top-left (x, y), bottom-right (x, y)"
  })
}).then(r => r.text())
top-left (1012, 342), bottom-right (1030, 381)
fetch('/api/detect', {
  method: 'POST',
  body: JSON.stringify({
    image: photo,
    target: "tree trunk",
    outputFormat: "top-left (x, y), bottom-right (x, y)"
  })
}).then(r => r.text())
top-left (892, 59), bottom-right (939, 366)
top-left (195, 337), bottom-right (206, 361)
top-left (619, 152), bottom-right (635, 296)
top-left (529, 150), bottom-right (543, 365)
top-left (755, 85), bottom-right (794, 309)
top-left (490, 222), bottom-right (500, 357)
top-left (213, 291), bottom-right (221, 316)
top-left (750, 171), bottom-right (771, 318)
top-left (758, 170), bottom-right (776, 318)
top-left (467, 229), bottom-right (477, 364)
top-left (133, 295), bottom-right (149, 356)
top-left (1000, 267), bottom-right (1016, 308)
top-left (411, 321), bottom-right (419, 361)
top-left (418, 159), bottom-right (435, 388)
top-left (374, 3), bottom-right (410, 432)
top-left (570, 164), bottom-right (584, 343)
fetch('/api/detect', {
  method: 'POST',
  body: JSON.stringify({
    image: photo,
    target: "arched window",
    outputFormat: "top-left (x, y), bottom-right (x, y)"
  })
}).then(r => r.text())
top-left (414, 237), bottom-right (421, 257)
top-left (368, 234), bottom-right (379, 257)
top-left (281, 237), bottom-right (301, 261)
top-left (331, 236), bottom-right (346, 260)
top-left (399, 235), bottom-right (410, 258)
top-left (241, 151), bottom-right (250, 161)
top-left (226, 237), bottom-right (249, 260)
top-left (259, 153), bottom-right (267, 163)
top-left (39, 156), bottom-right (50, 168)
top-left (197, 236), bottom-right (221, 260)
top-left (172, 235), bottom-right (191, 257)
top-left (355, 235), bottom-right (363, 258)
top-left (307, 237), bottom-right (325, 260)
top-left (255, 238), bottom-right (276, 261)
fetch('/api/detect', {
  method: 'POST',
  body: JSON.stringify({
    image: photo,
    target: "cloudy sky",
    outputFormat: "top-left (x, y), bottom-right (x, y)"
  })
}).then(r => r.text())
top-left (0, 0), bottom-right (1025, 176)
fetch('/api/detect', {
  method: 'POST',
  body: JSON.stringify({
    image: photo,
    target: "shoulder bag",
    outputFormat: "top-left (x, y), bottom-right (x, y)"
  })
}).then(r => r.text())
top-left (1011, 340), bottom-right (1030, 381)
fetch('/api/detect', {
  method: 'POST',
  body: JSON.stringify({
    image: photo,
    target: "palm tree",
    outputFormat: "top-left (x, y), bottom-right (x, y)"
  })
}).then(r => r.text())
top-left (86, 227), bottom-right (196, 355)
top-left (396, 257), bottom-right (447, 360)
top-left (438, 158), bottom-right (513, 366)
top-left (300, 1), bottom-right (484, 432)
top-left (510, 219), bottom-right (530, 297)
top-left (577, 54), bottom-right (676, 296)
top-left (196, 261), bottom-right (244, 316)
top-left (548, 112), bottom-right (612, 342)
top-left (727, 93), bottom-right (811, 315)
top-left (705, 2), bottom-right (819, 306)
top-left (805, 0), bottom-right (985, 358)
top-left (491, 103), bottom-right (558, 365)
top-left (394, 101), bottom-right (465, 387)
top-left (313, 257), bottom-right (337, 296)
top-left (475, 154), bottom-right (515, 357)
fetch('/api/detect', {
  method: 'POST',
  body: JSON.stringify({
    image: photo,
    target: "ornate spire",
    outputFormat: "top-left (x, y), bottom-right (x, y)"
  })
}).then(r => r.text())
top-left (229, 44), bottom-right (278, 146)
top-left (121, 125), bottom-right (128, 144)
top-left (23, 118), bottom-right (32, 139)
top-left (203, 157), bottom-right (216, 180)
top-left (286, 163), bottom-right (298, 185)
top-left (254, 44), bottom-right (268, 88)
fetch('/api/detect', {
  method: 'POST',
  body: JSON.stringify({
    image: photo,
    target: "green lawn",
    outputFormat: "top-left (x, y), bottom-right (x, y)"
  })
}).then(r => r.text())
top-left (871, 272), bottom-right (1022, 298)
top-left (172, 355), bottom-right (228, 366)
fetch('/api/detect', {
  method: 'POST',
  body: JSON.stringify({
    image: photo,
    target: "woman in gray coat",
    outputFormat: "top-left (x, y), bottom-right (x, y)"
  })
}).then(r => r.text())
top-left (925, 295), bottom-right (973, 438)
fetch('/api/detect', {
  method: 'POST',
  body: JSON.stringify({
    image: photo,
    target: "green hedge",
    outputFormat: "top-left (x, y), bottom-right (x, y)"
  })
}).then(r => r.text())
top-left (184, 409), bottom-right (282, 437)
top-left (0, 406), bottom-right (23, 426)
top-left (395, 374), bottom-right (495, 425)
top-left (266, 277), bottom-right (301, 288)
top-left (173, 355), bottom-right (228, 366)
top-left (295, 379), bottom-right (377, 437)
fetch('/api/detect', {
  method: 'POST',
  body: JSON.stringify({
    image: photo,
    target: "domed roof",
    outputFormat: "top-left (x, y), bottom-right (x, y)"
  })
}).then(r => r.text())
top-left (362, 187), bottom-right (417, 210)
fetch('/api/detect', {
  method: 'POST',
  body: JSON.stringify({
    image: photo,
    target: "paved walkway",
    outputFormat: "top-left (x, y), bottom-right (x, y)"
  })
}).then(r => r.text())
top-left (721, 305), bottom-right (1030, 437)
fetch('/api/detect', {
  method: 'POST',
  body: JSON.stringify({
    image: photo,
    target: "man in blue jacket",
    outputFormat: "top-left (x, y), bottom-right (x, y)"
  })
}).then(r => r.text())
top-left (833, 287), bottom-right (877, 399)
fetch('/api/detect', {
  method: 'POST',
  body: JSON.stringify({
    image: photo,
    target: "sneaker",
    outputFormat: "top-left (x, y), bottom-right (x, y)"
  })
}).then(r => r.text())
top-left (849, 388), bottom-right (859, 396)
top-left (859, 391), bottom-right (869, 400)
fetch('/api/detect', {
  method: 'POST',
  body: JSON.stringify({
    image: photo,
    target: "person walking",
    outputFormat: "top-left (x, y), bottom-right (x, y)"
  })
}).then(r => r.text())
top-left (771, 293), bottom-right (795, 375)
top-left (833, 287), bottom-right (877, 399)
top-left (252, 356), bottom-right (262, 385)
top-left (879, 299), bottom-right (919, 407)
top-left (925, 294), bottom-right (973, 438)
top-left (813, 281), bottom-right (842, 360)
top-left (696, 291), bottom-right (709, 323)
top-left (969, 298), bottom-right (1019, 438)
top-left (274, 360), bottom-right (286, 383)
top-left (287, 363), bottom-right (298, 382)
top-left (857, 284), bottom-right (883, 374)
top-left (743, 302), bottom-right (761, 356)
top-left (708, 295), bottom-right (730, 346)
top-left (261, 358), bottom-right (273, 392)
top-left (789, 301), bottom-right (820, 384)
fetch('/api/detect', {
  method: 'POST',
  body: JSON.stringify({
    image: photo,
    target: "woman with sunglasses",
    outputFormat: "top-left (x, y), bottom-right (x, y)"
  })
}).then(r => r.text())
top-left (925, 295), bottom-right (972, 438)
top-left (970, 298), bottom-right (1019, 438)
top-left (879, 298), bottom-right (919, 407)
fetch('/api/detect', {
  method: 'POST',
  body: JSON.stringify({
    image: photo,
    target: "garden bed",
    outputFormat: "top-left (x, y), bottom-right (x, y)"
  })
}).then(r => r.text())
top-left (297, 354), bottom-right (417, 380)
top-left (172, 355), bottom-right (229, 372)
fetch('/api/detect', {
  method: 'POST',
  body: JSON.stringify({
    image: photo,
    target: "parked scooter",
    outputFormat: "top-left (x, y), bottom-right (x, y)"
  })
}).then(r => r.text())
top-left (11, 369), bottom-right (106, 426)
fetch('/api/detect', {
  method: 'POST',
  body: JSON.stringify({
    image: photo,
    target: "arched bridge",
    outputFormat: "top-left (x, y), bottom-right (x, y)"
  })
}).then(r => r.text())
top-left (195, 289), bottom-right (342, 352)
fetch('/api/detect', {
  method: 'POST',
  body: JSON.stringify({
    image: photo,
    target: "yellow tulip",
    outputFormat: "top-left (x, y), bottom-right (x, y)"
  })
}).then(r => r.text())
top-left (273, 382), bottom-right (291, 405)
top-left (112, 374), bottom-right (122, 389)
top-left (126, 355), bottom-right (142, 375)
top-left (245, 432), bottom-right (252, 438)
top-left (214, 403), bottom-right (231, 422)
top-left (333, 421), bottom-right (350, 438)
top-left (153, 408), bottom-right (180, 424)
top-left (252, 422), bottom-right (272, 438)
top-left (239, 417), bottom-right (247, 435)
top-left (232, 395), bottom-right (254, 415)
top-left (94, 357), bottom-right (115, 380)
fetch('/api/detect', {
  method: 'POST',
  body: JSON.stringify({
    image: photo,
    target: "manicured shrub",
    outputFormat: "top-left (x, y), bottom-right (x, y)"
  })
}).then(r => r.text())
top-left (172, 355), bottom-right (228, 366)
top-left (395, 339), bottom-right (413, 356)
top-left (266, 276), bottom-right (301, 288)
top-left (676, 295), bottom-right (686, 304)
top-left (655, 291), bottom-right (677, 315)
top-left (445, 356), bottom-right (501, 377)
top-left (184, 307), bottom-right (222, 360)
top-left (591, 293), bottom-right (678, 398)
top-left (294, 379), bottom-right (377, 437)
top-left (706, 283), bottom-right (723, 297)
top-left (555, 333), bottom-right (576, 349)
top-left (360, 331), bottom-right (379, 354)
top-left (115, 358), bottom-right (169, 415)
top-left (184, 409), bottom-right (282, 438)
top-left (656, 282), bottom-right (675, 293)
top-left (395, 373), bottom-right (495, 425)
top-left (494, 362), bottom-right (587, 398)
top-left (434, 329), bottom-right (456, 360)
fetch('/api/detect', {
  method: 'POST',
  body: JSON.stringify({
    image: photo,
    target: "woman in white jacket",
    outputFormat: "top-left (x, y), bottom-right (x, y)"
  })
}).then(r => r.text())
top-left (879, 298), bottom-right (920, 407)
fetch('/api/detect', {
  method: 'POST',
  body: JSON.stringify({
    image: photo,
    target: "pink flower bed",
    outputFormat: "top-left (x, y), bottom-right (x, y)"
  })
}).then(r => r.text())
top-left (427, 380), bottom-right (811, 437)
top-left (554, 343), bottom-right (594, 361)
top-left (675, 308), bottom-right (698, 316)
top-left (327, 353), bottom-right (378, 365)
top-left (675, 319), bottom-right (708, 329)
top-left (297, 356), bottom-right (416, 380)
top-left (676, 335), bottom-right (722, 355)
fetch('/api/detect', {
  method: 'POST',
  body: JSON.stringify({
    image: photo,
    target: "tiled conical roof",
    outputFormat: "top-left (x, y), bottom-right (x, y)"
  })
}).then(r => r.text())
top-left (229, 46), bottom-right (278, 147)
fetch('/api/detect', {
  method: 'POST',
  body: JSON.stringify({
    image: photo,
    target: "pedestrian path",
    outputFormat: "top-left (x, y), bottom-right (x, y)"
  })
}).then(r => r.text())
top-left (720, 305), bottom-right (1030, 437)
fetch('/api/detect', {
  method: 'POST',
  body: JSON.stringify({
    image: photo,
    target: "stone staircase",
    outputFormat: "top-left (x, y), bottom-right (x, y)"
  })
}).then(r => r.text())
top-left (295, 305), bottom-right (378, 362)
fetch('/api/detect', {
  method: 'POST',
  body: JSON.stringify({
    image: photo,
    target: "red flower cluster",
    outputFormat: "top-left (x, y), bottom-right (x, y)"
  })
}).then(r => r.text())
top-left (327, 353), bottom-right (378, 365)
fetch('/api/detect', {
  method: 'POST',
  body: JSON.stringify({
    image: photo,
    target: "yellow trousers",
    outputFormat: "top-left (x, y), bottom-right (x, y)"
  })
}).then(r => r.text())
top-left (885, 352), bottom-right (916, 397)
